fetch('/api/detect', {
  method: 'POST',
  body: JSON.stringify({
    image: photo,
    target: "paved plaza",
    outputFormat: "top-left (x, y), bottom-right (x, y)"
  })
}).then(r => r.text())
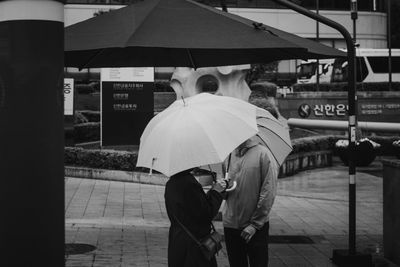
top-left (65, 159), bottom-right (387, 267)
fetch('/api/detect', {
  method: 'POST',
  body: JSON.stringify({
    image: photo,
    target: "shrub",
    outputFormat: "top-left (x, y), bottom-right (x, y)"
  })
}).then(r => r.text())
top-left (249, 98), bottom-right (279, 119)
top-left (73, 122), bottom-right (100, 143)
top-left (65, 147), bottom-right (138, 171)
top-left (290, 135), bottom-right (342, 154)
top-left (250, 81), bottom-right (277, 97)
top-left (64, 135), bottom-right (400, 171)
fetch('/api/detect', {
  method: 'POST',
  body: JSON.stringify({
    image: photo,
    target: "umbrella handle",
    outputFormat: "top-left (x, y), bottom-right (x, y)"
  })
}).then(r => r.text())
top-left (224, 172), bottom-right (237, 192)
top-left (225, 181), bottom-right (237, 192)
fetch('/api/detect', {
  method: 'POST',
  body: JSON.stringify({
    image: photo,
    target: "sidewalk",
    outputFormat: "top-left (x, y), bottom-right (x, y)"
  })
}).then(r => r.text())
top-left (65, 161), bottom-right (385, 267)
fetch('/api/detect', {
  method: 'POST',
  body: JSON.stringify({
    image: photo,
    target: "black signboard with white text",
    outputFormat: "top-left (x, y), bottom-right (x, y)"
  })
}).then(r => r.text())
top-left (101, 68), bottom-right (154, 146)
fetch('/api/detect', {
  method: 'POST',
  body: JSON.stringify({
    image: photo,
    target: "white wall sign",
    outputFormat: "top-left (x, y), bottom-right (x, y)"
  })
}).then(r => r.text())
top-left (64, 78), bottom-right (74, 115)
top-left (101, 67), bottom-right (154, 82)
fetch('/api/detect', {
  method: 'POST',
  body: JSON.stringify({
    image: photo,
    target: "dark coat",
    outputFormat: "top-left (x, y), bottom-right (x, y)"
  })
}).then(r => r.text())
top-left (165, 170), bottom-right (223, 267)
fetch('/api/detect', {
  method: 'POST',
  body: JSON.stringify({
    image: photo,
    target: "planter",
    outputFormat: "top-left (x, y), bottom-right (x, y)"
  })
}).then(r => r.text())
top-left (335, 139), bottom-right (380, 167)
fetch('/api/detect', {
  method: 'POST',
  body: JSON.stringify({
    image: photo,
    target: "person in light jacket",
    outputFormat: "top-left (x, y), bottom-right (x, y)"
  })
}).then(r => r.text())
top-left (165, 168), bottom-right (226, 267)
top-left (223, 136), bottom-right (279, 267)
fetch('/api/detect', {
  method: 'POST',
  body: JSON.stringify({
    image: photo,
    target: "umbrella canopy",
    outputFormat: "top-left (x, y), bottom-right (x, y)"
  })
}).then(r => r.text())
top-left (65, 0), bottom-right (315, 69)
top-left (261, 25), bottom-right (346, 59)
top-left (136, 93), bottom-right (258, 177)
top-left (255, 108), bottom-right (292, 166)
top-left (237, 20), bottom-right (346, 59)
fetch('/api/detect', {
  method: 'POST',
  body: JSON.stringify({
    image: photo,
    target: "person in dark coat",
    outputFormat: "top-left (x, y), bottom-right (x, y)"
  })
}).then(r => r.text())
top-left (165, 168), bottom-right (226, 267)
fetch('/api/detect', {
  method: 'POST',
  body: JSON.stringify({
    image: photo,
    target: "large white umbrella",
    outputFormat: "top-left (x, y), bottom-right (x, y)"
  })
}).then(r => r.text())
top-left (137, 93), bottom-right (258, 177)
top-left (255, 108), bottom-right (293, 166)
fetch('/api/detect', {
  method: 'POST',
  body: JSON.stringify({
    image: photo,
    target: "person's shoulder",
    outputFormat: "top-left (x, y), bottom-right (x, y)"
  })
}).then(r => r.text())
top-left (171, 172), bottom-right (199, 184)
top-left (167, 173), bottom-right (200, 192)
top-left (253, 144), bottom-right (270, 155)
top-left (253, 144), bottom-right (273, 163)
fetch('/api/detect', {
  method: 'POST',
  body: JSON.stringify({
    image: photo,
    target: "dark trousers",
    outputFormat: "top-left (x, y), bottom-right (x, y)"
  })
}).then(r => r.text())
top-left (224, 222), bottom-right (269, 267)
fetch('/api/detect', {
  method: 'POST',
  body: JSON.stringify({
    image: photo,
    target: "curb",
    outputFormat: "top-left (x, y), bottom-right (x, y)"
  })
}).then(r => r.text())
top-left (65, 166), bottom-right (168, 186)
top-left (65, 166), bottom-right (218, 187)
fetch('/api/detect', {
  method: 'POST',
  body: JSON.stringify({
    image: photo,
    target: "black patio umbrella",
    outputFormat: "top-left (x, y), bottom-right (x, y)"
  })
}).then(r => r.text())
top-left (65, 0), bottom-right (344, 69)
top-left (246, 23), bottom-right (346, 59)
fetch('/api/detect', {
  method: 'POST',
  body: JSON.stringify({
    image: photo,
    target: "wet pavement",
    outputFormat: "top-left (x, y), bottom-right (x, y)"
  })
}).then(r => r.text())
top-left (65, 157), bottom-right (388, 267)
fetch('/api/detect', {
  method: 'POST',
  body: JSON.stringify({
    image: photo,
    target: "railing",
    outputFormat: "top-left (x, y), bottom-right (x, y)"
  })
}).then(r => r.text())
top-left (288, 118), bottom-right (400, 133)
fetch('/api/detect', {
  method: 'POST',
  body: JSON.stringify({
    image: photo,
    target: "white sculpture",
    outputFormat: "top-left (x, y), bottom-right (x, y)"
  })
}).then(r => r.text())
top-left (170, 65), bottom-right (251, 102)
top-left (169, 64), bottom-right (288, 128)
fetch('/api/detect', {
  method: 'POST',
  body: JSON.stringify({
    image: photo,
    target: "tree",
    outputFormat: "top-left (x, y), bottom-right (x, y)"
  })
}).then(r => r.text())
top-left (245, 62), bottom-right (279, 85)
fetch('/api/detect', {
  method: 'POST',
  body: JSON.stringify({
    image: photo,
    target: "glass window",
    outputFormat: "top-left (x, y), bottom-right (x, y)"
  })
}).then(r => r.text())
top-left (237, 0), bottom-right (257, 8)
top-left (297, 62), bottom-right (317, 79)
top-left (300, 0), bottom-right (315, 9)
top-left (368, 57), bottom-right (400, 73)
top-left (331, 57), bottom-right (369, 83)
top-left (356, 57), bottom-right (369, 82)
top-left (331, 58), bottom-right (347, 83)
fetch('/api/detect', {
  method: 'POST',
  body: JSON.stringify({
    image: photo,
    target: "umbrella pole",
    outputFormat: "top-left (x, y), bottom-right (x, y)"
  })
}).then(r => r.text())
top-left (224, 153), bottom-right (237, 192)
top-left (224, 153), bottom-right (232, 180)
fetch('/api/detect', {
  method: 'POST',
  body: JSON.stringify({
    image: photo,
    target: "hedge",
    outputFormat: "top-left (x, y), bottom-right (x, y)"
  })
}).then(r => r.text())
top-left (290, 135), bottom-right (342, 154)
top-left (249, 81), bottom-right (277, 98)
top-left (64, 135), bottom-right (400, 173)
top-left (292, 82), bottom-right (400, 92)
top-left (65, 147), bottom-right (137, 171)
top-left (72, 122), bottom-right (100, 143)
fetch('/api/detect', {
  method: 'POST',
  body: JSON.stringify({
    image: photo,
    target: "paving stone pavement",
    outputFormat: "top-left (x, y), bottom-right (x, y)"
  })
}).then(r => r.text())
top-left (65, 163), bottom-right (385, 267)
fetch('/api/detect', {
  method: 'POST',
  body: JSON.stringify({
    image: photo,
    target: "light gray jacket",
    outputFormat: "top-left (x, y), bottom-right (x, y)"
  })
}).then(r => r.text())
top-left (222, 139), bottom-right (278, 230)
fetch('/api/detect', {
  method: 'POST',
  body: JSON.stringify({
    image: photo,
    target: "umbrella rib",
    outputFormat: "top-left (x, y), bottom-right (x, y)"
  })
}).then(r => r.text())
top-left (186, 49), bottom-right (197, 69)
top-left (255, 133), bottom-right (282, 166)
top-left (257, 124), bottom-right (293, 149)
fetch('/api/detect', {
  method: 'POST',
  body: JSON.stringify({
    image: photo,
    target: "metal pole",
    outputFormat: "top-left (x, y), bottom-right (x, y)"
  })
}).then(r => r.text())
top-left (349, 0), bottom-right (358, 257)
top-left (351, 0), bottom-right (358, 43)
top-left (316, 0), bottom-right (320, 91)
top-left (287, 118), bottom-right (400, 133)
top-left (388, 0), bottom-right (392, 90)
top-left (270, 0), bottom-right (372, 265)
